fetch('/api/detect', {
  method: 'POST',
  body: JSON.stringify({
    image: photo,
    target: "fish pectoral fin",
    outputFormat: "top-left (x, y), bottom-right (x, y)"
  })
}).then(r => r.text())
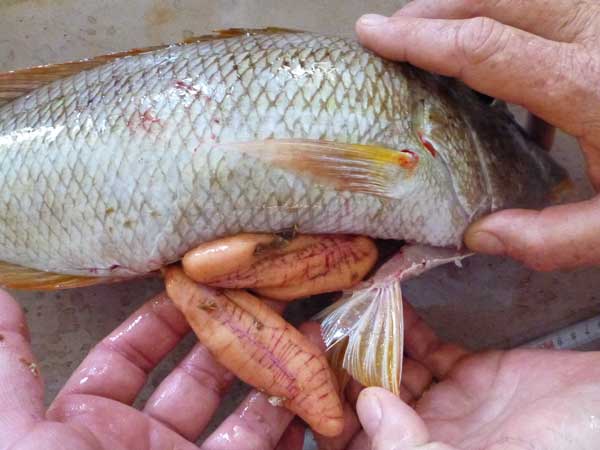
top-left (0, 28), bottom-right (304, 106)
top-left (0, 261), bottom-right (105, 290)
top-left (227, 139), bottom-right (419, 199)
top-left (315, 278), bottom-right (404, 395)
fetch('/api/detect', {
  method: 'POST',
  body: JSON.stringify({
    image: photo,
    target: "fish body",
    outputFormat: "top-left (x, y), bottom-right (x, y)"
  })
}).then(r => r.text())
top-left (0, 29), bottom-right (565, 280)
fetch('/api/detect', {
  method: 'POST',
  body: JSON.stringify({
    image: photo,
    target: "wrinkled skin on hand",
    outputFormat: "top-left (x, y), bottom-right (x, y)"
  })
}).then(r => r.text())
top-left (0, 250), bottom-right (465, 450)
top-left (353, 305), bottom-right (600, 450)
top-left (285, 298), bottom-right (600, 450)
top-left (356, 0), bottom-right (600, 272)
top-left (0, 290), bottom-right (308, 450)
top-left (164, 265), bottom-right (345, 437)
top-left (6, 282), bottom-right (600, 450)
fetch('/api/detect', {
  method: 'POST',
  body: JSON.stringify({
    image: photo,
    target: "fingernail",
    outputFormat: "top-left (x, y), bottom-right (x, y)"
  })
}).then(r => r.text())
top-left (358, 14), bottom-right (388, 27)
top-left (357, 389), bottom-right (382, 434)
top-left (466, 231), bottom-right (505, 255)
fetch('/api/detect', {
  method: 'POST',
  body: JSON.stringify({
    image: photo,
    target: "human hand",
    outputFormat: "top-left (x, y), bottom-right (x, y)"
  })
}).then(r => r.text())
top-left (170, 234), bottom-right (469, 449)
top-left (0, 289), bottom-right (305, 450)
top-left (352, 302), bottom-right (600, 450)
top-left (287, 300), bottom-right (464, 450)
top-left (356, 0), bottom-right (600, 271)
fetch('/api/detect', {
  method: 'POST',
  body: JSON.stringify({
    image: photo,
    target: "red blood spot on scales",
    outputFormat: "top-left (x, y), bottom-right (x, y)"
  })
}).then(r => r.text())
top-left (140, 110), bottom-right (160, 131)
top-left (175, 80), bottom-right (197, 93)
top-left (127, 109), bottom-right (161, 133)
top-left (174, 80), bottom-right (212, 103)
top-left (418, 132), bottom-right (437, 157)
top-left (398, 150), bottom-right (419, 170)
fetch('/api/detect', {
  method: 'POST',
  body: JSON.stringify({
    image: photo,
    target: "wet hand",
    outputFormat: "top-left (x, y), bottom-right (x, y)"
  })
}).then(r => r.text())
top-left (299, 301), bottom-right (465, 450)
top-left (177, 235), bottom-right (464, 449)
top-left (356, 0), bottom-right (600, 272)
top-left (352, 302), bottom-right (600, 450)
top-left (0, 289), bottom-right (305, 450)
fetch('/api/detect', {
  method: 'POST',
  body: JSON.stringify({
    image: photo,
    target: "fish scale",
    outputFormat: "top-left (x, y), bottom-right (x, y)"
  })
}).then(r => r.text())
top-left (0, 30), bottom-right (565, 279)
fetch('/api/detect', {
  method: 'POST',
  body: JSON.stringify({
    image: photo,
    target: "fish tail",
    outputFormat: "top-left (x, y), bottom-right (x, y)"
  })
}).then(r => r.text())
top-left (315, 277), bottom-right (404, 395)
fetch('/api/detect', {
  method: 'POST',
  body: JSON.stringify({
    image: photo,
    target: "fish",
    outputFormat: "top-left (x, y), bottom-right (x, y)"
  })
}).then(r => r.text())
top-left (0, 28), bottom-right (568, 394)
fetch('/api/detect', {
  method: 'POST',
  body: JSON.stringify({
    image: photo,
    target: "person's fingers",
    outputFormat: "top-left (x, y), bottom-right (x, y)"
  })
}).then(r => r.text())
top-left (345, 379), bottom-right (365, 407)
top-left (8, 422), bottom-right (101, 450)
top-left (347, 431), bottom-right (370, 450)
top-left (143, 300), bottom-right (289, 441)
top-left (401, 358), bottom-right (434, 400)
top-left (54, 293), bottom-right (190, 405)
top-left (314, 401), bottom-right (361, 450)
top-left (356, 14), bottom-right (597, 140)
top-left (357, 387), bottom-right (457, 450)
top-left (465, 197), bottom-right (600, 271)
top-left (142, 343), bottom-right (235, 441)
top-left (183, 234), bottom-right (378, 301)
top-left (345, 379), bottom-right (417, 411)
top-left (275, 418), bottom-right (305, 450)
top-left (394, 0), bottom-right (598, 43)
top-left (48, 394), bottom-right (198, 450)
top-left (200, 391), bottom-right (294, 450)
top-left (403, 301), bottom-right (470, 380)
top-left (165, 268), bottom-right (344, 437)
top-left (0, 291), bottom-right (45, 448)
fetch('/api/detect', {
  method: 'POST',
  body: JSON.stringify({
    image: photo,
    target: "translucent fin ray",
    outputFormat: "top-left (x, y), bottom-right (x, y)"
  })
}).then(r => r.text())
top-left (316, 279), bottom-right (404, 395)
top-left (315, 244), bottom-right (472, 394)
top-left (227, 139), bottom-right (418, 198)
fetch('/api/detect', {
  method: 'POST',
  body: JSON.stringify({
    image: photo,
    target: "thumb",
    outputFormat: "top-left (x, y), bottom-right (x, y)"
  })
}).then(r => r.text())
top-left (356, 387), bottom-right (456, 450)
top-left (464, 197), bottom-right (600, 271)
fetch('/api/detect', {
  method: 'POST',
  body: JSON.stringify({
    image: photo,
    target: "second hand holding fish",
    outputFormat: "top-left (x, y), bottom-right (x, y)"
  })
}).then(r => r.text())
top-left (357, 0), bottom-right (600, 272)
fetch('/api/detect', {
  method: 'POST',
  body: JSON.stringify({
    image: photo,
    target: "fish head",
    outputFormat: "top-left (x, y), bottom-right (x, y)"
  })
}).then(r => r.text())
top-left (393, 66), bottom-right (569, 226)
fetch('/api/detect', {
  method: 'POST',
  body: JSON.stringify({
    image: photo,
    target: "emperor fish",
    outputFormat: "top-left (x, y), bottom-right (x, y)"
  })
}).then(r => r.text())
top-left (0, 29), bottom-right (567, 394)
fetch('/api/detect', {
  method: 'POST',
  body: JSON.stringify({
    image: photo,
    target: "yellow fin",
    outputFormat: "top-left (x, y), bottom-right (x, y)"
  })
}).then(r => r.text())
top-left (315, 244), bottom-right (471, 394)
top-left (228, 139), bottom-right (419, 198)
top-left (316, 279), bottom-right (404, 395)
top-left (0, 27), bottom-right (304, 105)
top-left (0, 261), bottom-right (108, 291)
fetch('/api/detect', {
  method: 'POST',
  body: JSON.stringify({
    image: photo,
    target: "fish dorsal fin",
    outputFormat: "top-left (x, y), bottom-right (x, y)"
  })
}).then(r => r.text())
top-left (0, 27), bottom-right (304, 105)
top-left (210, 27), bottom-right (304, 38)
top-left (226, 139), bottom-right (419, 199)
top-left (0, 261), bottom-right (106, 290)
top-left (0, 45), bottom-right (170, 105)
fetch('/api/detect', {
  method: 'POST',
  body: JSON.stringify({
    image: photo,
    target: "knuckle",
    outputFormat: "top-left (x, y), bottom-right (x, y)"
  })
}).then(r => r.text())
top-left (570, 3), bottom-right (600, 43)
top-left (578, 54), bottom-right (600, 138)
top-left (456, 17), bottom-right (509, 67)
top-left (551, 46), bottom-right (600, 138)
top-left (462, 0), bottom-right (502, 14)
